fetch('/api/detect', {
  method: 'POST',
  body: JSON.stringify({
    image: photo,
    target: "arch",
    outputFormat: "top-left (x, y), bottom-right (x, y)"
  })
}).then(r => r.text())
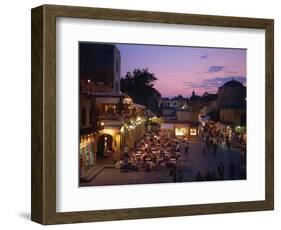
top-left (97, 134), bottom-right (113, 159)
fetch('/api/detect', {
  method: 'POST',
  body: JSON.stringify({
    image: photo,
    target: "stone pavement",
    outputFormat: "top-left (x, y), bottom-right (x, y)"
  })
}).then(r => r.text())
top-left (80, 141), bottom-right (245, 186)
top-left (80, 157), bottom-right (114, 183)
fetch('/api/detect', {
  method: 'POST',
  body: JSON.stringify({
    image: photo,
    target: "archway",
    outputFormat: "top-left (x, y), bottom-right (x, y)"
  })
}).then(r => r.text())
top-left (97, 134), bottom-right (113, 160)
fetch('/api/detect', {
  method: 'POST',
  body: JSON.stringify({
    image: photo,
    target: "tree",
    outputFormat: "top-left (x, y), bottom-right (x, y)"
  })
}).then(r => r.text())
top-left (120, 68), bottom-right (161, 113)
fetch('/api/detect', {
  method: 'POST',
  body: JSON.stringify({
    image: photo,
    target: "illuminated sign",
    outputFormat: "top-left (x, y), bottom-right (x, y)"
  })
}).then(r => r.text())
top-left (175, 128), bottom-right (189, 136)
top-left (190, 128), bottom-right (197, 136)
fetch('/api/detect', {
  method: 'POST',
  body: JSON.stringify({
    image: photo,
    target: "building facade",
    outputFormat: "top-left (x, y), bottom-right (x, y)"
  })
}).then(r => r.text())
top-left (217, 80), bottom-right (246, 126)
top-left (176, 110), bottom-right (199, 122)
top-left (80, 43), bottom-right (121, 95)
top-left (160, 120), bottom-right (200, 140)
top-left (79, 44), bottom-right (147, 173)
top-left (159, 95), bottom-right (187, 110)
top-left (80, 95), bottom-right (95, 170)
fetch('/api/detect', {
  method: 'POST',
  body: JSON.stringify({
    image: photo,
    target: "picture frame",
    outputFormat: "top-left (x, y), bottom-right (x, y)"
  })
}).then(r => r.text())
top-left (31, 4), bottom-right (274, 225)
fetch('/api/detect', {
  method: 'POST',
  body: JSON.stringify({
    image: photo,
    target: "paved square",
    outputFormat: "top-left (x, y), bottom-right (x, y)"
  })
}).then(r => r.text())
top-left (81, 140), bottom-right (245, 186)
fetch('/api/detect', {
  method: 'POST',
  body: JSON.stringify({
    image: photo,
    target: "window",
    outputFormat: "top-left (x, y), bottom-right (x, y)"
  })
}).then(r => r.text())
top-left (175, 128), bottom-right (188, 136)
top-left (81, 107), bottom-right (87, 126)
top-left (190, 128), bottom-right (197, 136)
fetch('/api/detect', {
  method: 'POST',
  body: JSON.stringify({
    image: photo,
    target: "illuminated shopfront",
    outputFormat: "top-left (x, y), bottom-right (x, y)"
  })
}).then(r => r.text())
top-left (190, 128), bottom-right (197, 136)
top-left (161, 121), bottom-right (200, 140)
top-left (80, 134), bottom-right (95, 169)
top-left (175, 127), bottom-right (189, 136)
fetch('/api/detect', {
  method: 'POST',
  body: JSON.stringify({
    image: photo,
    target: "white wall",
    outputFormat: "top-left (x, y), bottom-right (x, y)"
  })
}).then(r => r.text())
top-left (0, 0), bottom-right (279, 229)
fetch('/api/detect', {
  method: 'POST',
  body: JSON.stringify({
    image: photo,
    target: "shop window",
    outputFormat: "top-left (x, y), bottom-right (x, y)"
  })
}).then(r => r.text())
top-left (190, 128), bottom-right (197, 136)
top-left (175, 127), bottom-right (188, 136)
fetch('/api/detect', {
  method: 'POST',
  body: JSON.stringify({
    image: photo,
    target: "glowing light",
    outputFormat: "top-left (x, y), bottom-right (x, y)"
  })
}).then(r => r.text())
top-left (175, 128), bottom-right (188, 136)
top-left (100, 122), bottom-right (104, 126)
top-left (190, 128), bottom-right (197, 136)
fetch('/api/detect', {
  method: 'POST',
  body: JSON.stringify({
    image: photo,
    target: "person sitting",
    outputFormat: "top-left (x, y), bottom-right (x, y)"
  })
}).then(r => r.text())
top-left (124, 144), bottom-right (129, 154)
top-left (124, 152), bottom-right (129, 162)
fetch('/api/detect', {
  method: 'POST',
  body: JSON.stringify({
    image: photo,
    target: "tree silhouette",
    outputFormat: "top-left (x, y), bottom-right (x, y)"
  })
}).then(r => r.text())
top-left (121, 68), bottom-right (161, 113)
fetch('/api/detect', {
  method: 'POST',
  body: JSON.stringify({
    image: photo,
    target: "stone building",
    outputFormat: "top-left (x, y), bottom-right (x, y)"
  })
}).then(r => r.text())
top-left (159, 95), bottom-right (187, 110)
top-left (79, 43), bottom-right (121, 95)
top-left (159, 95), bottom-right (187, 118)
top-left (79, 44), bottom-right (146, 172)
top-left (217, 79), bottom-right (246, 126)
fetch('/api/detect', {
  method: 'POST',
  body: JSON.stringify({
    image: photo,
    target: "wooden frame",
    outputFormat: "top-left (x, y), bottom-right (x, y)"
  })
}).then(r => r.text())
top-left (31, 4), bottom-right (274, 225)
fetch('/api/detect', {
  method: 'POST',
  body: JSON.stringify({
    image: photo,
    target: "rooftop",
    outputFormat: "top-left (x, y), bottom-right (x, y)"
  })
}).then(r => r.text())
top-left (222, 79), bottom-right (245, 88)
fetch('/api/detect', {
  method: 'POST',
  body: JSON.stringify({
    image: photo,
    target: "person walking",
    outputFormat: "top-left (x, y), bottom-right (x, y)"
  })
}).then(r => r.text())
top-left (229, 161), bottom-right (235, 179)
top-left (185, 141), bottom-right (189, 154)
top-left (211, 169), bottom-right (218, 181)
top-left (217, 162), bottom-right (225, 180)
top-left (226, 138), bottom-right (231, 151)
top-left (206, 137), bottom-right (210, 152)
top-left (202, 141), bottom-right (206, 154)
top-left (195, 171), bottom-right (203, 181)
top-left (205, 171), bottom-right (212, 181)
top-left (177, 169), bottom-right (183, 182)
top-left (170, 165), bottom-right (177, 182)
top-left (124, 144), bottom-right (129, 154)
top-left (213, 142), bottom-right (218, 156)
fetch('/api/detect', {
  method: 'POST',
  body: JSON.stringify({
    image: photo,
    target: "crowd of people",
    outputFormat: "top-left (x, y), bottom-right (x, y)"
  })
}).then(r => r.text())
top-left (198, 121), bottom-right (247, 180)
top-left (200, 121), bottom-right (246, 156)
top-left (116, 130), bottom-right (187, 178)
top-left (195, 159), bottom-right (245, 181)
top-left (116, 121), bottom-right (247, 182)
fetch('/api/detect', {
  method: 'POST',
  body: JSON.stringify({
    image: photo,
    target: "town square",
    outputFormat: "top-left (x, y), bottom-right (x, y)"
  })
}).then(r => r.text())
top-left (79, 43), bottom-right (247, 186)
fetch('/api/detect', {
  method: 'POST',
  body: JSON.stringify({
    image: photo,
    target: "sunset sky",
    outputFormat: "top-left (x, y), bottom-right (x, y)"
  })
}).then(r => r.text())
top-left (117, 44), bottom-right (246, 98)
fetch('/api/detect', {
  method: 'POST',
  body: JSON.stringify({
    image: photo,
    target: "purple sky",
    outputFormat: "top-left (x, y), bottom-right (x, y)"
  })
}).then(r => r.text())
top-left (116, 44), bottom-right (246, 98)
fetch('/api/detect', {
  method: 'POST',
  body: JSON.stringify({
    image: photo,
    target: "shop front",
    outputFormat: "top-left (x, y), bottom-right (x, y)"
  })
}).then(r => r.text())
top-left (161, 121), bottom-right (200, 140)
top-left (80, 134), bottom-right (95, 170)
top-left (175, 126), bottom-right (189, 136)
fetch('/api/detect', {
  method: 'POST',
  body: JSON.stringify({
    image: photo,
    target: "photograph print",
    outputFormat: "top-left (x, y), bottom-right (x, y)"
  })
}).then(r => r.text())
top-left (79, 42), bottom-right (247, 187)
